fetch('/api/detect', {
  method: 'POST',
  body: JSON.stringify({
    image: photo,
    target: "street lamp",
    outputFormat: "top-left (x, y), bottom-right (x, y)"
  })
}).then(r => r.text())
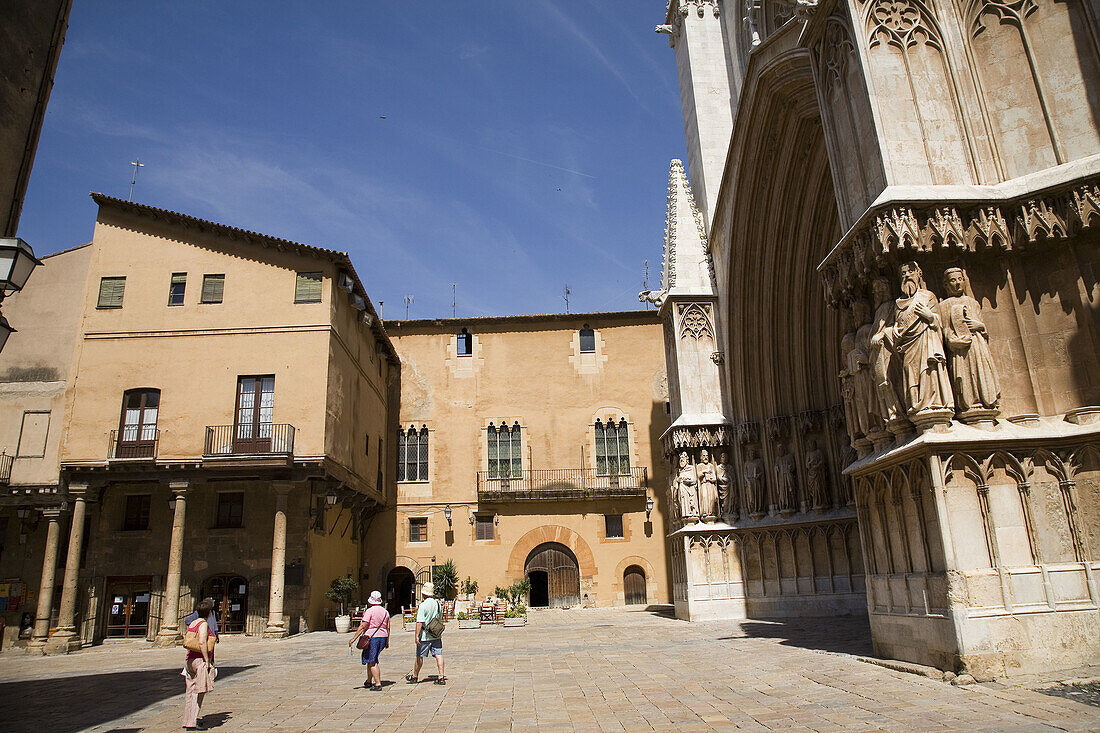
top-left (646, 496), bottom-right (654, 520)
top-left (0, 238), bottom-right (40, 295)
top-left (444, 504), bottom-right (452, 527)
top-left (0, 238), bottom-right (41, 355)
top-left (326, 491), bottom-right (338, 506)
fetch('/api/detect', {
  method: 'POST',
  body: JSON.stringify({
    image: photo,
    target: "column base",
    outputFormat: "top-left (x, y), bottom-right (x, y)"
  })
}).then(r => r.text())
top-left (25, 639), bottom-right (47, 655)
top-left (42, 631), bottom-right (81, 655)
top-left (153, 628), bottom-right (182, 648)
top-left (261, 624), bottom-right (288, 639)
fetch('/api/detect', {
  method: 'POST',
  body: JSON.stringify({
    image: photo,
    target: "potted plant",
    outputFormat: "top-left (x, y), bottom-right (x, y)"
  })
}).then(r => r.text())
top-left (325, 574), bottom-right (358, 633)
top-left (503, 579), bottom-right (530, 627)
top-left (457, 610), bottom-right (481, 630)
top-left (460, 576), bottom-right (479, 600)
top-left (503, 604), bottom-right (528, 627)
top-left (432, 559), bottom-right (459, 600)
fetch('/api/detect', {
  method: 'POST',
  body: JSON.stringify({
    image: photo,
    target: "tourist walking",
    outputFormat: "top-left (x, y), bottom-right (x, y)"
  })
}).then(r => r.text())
top-left (182, 598), bottom-right (216, 731)
top-left (183, 596), bottom-right (219, 662)
top-left (407, 581), bottom-right (445, 685)
top-left (349, 590), bottom-right (390, 690)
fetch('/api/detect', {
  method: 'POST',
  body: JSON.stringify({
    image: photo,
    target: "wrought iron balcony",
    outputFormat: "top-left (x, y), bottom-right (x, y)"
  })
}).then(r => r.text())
top-left (476, 467), bottom-right (648, 501)
top-left (108, 429), bottom-right (159, 460)
top-left (0, 452), bottom-right (11, 483)
top-left (203, 424), bottom-right (295, 458)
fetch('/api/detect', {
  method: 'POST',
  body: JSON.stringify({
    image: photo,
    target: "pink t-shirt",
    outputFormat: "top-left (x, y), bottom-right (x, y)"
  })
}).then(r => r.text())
top-left (360, 605), bottom-right (389, 638)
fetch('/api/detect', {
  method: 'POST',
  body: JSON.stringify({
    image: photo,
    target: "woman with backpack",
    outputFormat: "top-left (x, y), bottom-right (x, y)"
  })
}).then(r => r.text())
top-left (349, 590), bottom-right (390, 690)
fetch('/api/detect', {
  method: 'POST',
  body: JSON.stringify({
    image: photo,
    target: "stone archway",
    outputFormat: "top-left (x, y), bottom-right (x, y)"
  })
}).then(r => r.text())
top-left (612, 555), bottom-right (659, 607)
top-left (525, 542), bottom-right (580, 608)
top-left (506, 525), bottom-right (598, 605)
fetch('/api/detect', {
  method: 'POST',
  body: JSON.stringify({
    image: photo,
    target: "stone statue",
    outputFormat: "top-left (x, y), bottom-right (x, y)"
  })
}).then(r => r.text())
top-left (890, 262), bottom-right (953, 422)
top-left (743, 447), bottom-right (766, 519)
top-left (674, 451), bottom-right (699, 522)
top-left (716, 451), bottom-right (733, 515)
top-left (868, 278), bottom-right (904, 431)
top-left (939, 267), bottom-right (1000, 420)
top-left (804, 438), bottom-right (829, 511)
top-left (841, 301), bottom-right (874, 444)
top-left (774, 443), bottom-right (798, 515)
top-left (697, 449), bottom-right (719, 521)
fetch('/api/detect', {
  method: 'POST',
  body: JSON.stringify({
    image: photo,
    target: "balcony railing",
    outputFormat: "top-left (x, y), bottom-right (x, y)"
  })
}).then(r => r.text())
top-left (204, 424), bottom-right (295, 457)
top-left (477, 467), bottom-right (647, 500)
top-left (108, 429), bottom-right (159, 460)
top-left (0, 452), bottom-right (11, 483)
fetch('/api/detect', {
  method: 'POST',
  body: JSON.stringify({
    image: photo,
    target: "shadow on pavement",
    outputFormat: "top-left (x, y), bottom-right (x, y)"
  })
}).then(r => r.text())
top-left (1, 665), bottom-right (255, 733)
top-left (721, 618), bottom-right (874, 656)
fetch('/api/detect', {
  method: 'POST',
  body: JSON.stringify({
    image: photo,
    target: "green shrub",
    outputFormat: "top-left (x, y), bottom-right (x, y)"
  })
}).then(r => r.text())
top-left (432, 560), bottom-right (459, 600)
top-left (461, 576), bottom-right (479, 597)
top-left (323, 575), bottom-right (358, 616)
top-left (457, 611), bottom-right (467, 621)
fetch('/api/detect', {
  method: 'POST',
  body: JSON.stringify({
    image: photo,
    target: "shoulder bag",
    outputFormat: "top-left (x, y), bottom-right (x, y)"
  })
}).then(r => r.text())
top-left (425, 600), bottom-right (445, 637)
top-left (183, 621), bottom-right (215, 654)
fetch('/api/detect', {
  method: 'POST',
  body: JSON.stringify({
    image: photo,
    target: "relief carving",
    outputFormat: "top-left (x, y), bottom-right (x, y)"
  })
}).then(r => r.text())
top-left (743, 447), bottom-right (767, 519)
top-left (890, 261), bottom-right (954, 428)
top-left (805, 438), bottom-right (830, 512)
top-left (939, 268), bottom-right (1000, 423)
top-left (675, 451), bottom-right (700, 523)
top-left (716, 452), bottom-right (734, 516)
top-left (678, 302), bottom-right (715, 341)
top-left (774, 443), bottom-right (798, 516)
top-left (697, 448), bottom-right (719, 522)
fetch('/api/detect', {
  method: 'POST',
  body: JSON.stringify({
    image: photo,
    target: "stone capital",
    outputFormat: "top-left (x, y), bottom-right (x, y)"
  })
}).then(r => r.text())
top-left (167, 480), bottom-right (190, 496)
top-left (271, 481), bottom-right (294, 496)
top-left (66, 482), bottom-right (89, 499)
top-left (40, 507), bottom-right (64, 520)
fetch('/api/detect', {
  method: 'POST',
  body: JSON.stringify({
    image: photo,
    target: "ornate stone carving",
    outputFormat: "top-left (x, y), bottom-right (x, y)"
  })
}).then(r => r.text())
top-left (840, 304), bottom-right (872, 446)
top-left (766, 415), bottom-right (791, 443)
top-left (697, 448), bottom-right (719, 522)
top-left (674, 451), bottom-right (700, 523)
top-left (665, 424), bottom-right (731, 454)
top-left (774, 443), bottom-right (798, 516)
top-left (743, 447), bottom-right (767, 519)
top-left (805, 438), bottom-right (830, 511)
top-left (736, 420), bottom-right (760, 445)
top-left (820, 178), bottom-right (1100, 308)
top-left (678, 302), bottom-right (715, 341)
top-left (716, 451), bottom-right (733, 516)
top-left (889, 262), bottom-right (954, 429)
top-left (710, 350), bottom-right (724, 364)
top-left (939, 267), bottom-right (1000, 423)
top-left (868, 278), bottom-right (906, 435)
top-left (970, 0), bottom-right (1037, 37)
top-left (867, 0), bottom-right (942, 50)
top-left (797, 409), bottom-right (823, 434)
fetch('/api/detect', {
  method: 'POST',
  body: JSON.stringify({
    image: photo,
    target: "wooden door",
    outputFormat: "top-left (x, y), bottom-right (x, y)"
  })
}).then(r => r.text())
top-left (117, 390), bottom-right (159, 458)
top-left (234, 376), bottom-right (274, 453)
top-left (106, 578), bottom-right (152, 637)
top-left (624, 565), bottom-right (647, 605)
top-left (525, 543), bottom-right (580, 608)
top-left (202, 574), bottom-right (248, 633)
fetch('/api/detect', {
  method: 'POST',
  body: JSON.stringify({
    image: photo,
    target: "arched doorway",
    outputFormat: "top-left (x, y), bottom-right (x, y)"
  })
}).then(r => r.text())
top-left (201, 574), bottom-right (248, 633)
top-left (525, 542), bottom-right (579, 608)
top-left (623, 565), bottom-right (647, 605)
top-left (386, 567), bottom-right (415, 614)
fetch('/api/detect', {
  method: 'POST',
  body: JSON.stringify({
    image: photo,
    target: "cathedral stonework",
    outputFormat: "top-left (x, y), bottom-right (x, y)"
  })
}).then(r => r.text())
top-left (657, 0), bottom-right (1100, 678)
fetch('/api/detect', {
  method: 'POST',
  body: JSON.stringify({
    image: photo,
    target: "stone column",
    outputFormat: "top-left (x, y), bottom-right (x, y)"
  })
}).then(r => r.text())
top-left (44, 484), bottom-right (88, 655)
top-left (154, 481), bottom-right (189, 647)
top-left (28, 508), bottom-right (63, 652)
top-left (262, 482), bottom-right (292, 638)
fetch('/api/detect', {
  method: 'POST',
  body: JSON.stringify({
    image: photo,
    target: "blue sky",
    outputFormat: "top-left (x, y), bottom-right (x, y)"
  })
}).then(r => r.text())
top-left (18, 1), bottom-right (687, 319)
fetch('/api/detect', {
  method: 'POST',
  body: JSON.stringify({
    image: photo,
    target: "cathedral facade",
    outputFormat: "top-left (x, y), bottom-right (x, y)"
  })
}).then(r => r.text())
top-left (654, 0), bottom-right (1100, 678)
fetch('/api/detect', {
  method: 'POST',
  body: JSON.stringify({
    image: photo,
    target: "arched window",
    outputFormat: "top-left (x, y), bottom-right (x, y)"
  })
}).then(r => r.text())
top-left (487, 421), bottom-right (522, 479)
top-left (396, 425), bottom-right (429, 481)
top-left (579, 325), bottom-right (595, 353)
top-left (457, 328), bottom-right (472, 356)
top-left (595, 417), bottom-right (630, 475)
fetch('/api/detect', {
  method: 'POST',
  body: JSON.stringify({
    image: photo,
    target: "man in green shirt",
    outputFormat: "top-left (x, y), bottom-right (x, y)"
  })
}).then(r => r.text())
top-left (407, 581), bottom-right (445, 685)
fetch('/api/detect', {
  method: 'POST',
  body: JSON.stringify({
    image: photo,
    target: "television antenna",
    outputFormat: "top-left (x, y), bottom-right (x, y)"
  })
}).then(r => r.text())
top-left (451, 282), bottom-right (456, 318)
top-left (404, 294), bottom-right (413, 319)
top-left (563, 285), bottom-right (571, 314)
top-left (642, 260), bottom-right (650, 310)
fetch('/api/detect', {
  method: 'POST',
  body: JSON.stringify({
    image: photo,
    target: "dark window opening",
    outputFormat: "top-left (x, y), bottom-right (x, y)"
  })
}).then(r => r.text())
top-left (122, 495), bottom-right (151, 531)
top-left (579, 325), bottom-right (595, 353)
top-left (215, 492), bottom-right (244, 528)
top-left (409, 517), bottom-right (427, 543)
top-left (457, 328), bottom-right (472, 356)
top-left (168, 273), bottom-right (186, 306)
top-left (604, 514), bottom-right (624, 538)
top-left (475, 514), bottom-right (494, 540)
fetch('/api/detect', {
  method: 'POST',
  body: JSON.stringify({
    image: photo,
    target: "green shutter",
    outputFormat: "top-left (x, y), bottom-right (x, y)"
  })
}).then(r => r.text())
top-left (97, 277), bottom-right (126, 308)
top-left (200, 274), bottom-right (224, 303)
top-left (294, 272), bottom-right (322, 303)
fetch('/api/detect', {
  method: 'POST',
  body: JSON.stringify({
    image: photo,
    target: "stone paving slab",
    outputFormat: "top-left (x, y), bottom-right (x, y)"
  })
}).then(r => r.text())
top-left (0, 608), bottom-right (1097, 732)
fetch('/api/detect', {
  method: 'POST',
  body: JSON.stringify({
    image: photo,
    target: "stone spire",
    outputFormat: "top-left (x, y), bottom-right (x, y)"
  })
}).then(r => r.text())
top-left (641, 160), bottom-right (715, 307)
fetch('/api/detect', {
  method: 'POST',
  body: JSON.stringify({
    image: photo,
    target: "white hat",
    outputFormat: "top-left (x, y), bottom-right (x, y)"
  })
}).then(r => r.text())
top-left (421, 581), bottom-right (435, 597)
top-left (368, 590), bottom-right (383, 605)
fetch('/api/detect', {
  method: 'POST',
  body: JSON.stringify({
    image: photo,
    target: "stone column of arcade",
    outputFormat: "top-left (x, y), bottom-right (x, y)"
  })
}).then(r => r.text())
top-left (154, 481), bottom-right (190, 647)
top-left (263, 482), bottom-right (292, 638)
top-left (44, 483), bottom-right (88, 654)
top-left (28, 507), bottom-right (64, 652)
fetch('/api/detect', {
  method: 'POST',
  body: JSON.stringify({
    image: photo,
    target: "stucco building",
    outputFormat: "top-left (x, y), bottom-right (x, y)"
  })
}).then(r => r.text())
top-left (654, 0), bottom-right (1100, 679)
top-left (372, 312), bottom-right (670, 612)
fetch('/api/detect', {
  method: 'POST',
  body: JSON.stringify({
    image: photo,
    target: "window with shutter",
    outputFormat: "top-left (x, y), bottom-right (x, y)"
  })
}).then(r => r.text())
top-left (168, 273), bottom-right (186, 306)
top-left (97, 277), bottom-right (126, 308)
top-left (200, 274), bottom-right (225, 303)
top-left (294, 272), bottom-right (323, 303)
top-left (475, 514), bottom-right (495, 540)
top-left (579, 325), bottom-right (595, 352)
top-left (409, 517), bottom-right (428, 543)
top-left (604, 514), bottom-right (624, 538)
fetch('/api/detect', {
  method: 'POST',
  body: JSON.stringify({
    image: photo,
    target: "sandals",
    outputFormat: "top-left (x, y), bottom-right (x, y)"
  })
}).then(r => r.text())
top-left (434, 676), bottom-right (446, 685)
top-left (405, 673), bottom-right (418, 684)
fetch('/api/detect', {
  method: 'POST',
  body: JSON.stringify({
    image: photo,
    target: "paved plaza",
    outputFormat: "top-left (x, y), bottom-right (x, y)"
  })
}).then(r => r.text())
top-left (0, 608), bottom-right (1097, 733)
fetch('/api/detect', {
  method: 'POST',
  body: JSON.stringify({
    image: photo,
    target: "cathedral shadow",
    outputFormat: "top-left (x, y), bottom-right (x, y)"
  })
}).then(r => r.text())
top-left (0, 665), bottom-right (256, 733)
top-left (723, 617), bottom-right (873, 656)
